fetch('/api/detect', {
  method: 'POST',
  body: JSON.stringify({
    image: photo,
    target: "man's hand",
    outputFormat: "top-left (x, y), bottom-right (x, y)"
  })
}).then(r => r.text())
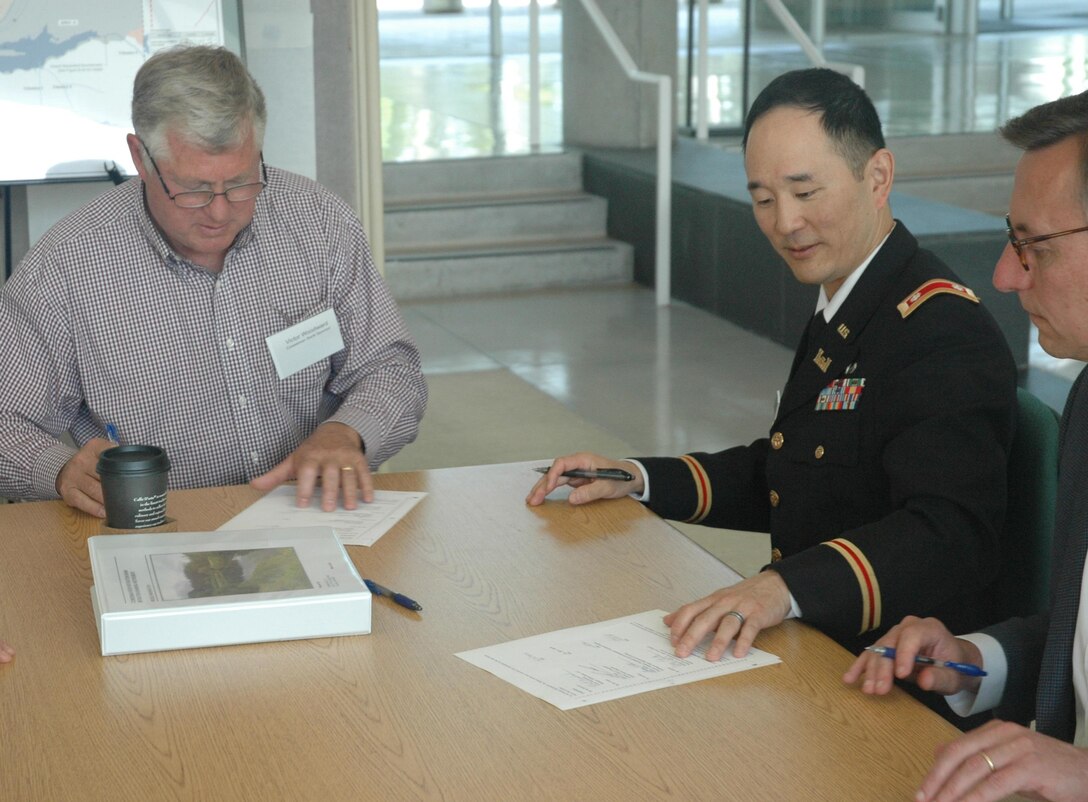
top-left (525, 452), bottom-right (643, 506)
top-left (0, 639), bottom-right (13, 664)
top-left (251, 422), bottom-right (371, 511)
top-left (662, 571), bottom-right (792, 660)
top-left (55, 437), bottom-right (113, 518)
top-left (842, 615), bottom-right (981, 697)
top-left (917, 719), bottom-right (1088, 802)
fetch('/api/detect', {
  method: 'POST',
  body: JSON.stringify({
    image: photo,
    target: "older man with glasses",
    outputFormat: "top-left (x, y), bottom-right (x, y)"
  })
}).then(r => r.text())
top-left (0, 45), bottom-right (426, 517)
top-left (847, 89), bottom-right (1088, 802)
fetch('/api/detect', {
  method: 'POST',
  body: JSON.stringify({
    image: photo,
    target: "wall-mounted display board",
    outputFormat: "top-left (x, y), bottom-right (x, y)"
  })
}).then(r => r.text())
top-left (0, 0), bottom-right (242, 184)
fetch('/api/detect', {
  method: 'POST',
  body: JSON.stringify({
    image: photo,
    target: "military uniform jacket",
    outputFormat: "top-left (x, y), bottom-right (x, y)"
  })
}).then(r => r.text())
top-left (639, 223), bottom-right (1017, 652)
top-left (985, 365), bottom-right (1088, 742)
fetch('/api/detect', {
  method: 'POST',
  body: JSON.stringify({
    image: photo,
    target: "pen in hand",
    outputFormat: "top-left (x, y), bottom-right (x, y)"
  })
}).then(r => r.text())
top-left (105, 423), bottom-right (120, 444)
top-left (864, 645), bottom-right (987, 677)
top-left (533, 466), bottom-right (634, 482)
top-left (364, 579), bottom-right (422, 612)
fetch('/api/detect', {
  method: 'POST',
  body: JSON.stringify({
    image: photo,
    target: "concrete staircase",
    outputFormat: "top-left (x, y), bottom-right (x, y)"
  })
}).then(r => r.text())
top-left (382, 152), bottom-right (633, 299)
top-left (889, 132), bottom-right (1020, 217)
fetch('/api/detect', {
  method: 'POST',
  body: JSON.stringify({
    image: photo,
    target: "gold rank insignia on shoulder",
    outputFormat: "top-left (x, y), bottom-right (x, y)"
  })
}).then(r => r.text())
top-left (897, 279), bottom-right (980, 319)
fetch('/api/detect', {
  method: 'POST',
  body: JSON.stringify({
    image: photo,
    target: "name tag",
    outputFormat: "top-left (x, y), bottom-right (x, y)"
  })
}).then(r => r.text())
top-left (266, 308), bottom-right (344, 379)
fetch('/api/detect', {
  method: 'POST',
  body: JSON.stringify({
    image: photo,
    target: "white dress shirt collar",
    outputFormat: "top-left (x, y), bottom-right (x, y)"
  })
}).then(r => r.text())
top-left (815, 225), bottom-right (895, 322)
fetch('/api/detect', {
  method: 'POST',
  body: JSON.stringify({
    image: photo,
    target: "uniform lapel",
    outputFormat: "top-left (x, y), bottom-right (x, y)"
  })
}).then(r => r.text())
top-left (777, 223), bottom-right (914, 420)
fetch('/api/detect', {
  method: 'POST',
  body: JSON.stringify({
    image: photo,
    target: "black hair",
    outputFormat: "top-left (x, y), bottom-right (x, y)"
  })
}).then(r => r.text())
top-left (742, 68), bottom-right (885, 179)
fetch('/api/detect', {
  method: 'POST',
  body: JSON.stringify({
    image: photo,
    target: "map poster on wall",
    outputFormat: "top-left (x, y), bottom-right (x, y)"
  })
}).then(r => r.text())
top-left (0, 0), bottom-right (239, 184)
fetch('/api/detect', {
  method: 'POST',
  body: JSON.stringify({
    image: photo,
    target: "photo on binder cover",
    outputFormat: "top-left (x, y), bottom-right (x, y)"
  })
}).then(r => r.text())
top-left (151, 547), bottom-right (312, 601)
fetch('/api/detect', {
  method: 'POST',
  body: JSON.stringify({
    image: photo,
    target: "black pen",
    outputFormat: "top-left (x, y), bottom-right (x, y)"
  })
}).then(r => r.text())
top-left (533, 466), bottom-right (635, 482)
top-left (864, 645), bottom-right (987, 677)
top-left (364, 579), bottom-right (422, 612)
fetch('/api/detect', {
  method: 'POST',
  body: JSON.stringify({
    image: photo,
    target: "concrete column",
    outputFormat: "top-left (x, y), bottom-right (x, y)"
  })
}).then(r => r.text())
top-left (2, 186), bottom-right (29, 282)
top-left (562, 0), bottom-right (676, 148)
top-left (312, 0), bottom-right (359, 209)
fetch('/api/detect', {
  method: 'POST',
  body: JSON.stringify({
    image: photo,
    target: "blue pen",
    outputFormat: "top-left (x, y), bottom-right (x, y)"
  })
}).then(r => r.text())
top-left (364, 579), bottom-right (422, 612)
top-left (865, 645), bottom-right (987, 677)
top-left (105, 423), bottom-right (120, 444)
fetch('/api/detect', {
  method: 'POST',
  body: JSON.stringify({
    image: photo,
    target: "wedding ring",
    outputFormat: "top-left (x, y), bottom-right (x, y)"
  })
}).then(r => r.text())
top-left (725, 610), bottom-right (746, 627)
top-left (980, 751), bottom-right (996, 773)
top-left (340, 465), bottom-right (355, 472)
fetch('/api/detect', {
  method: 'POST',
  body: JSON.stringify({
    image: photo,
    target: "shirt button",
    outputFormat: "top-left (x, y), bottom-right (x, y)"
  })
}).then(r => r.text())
top-left (814, 445), bottom-right (825, 459)
top-left (769, 489), bottom-right (780, 508)
top-left (771, 432), bottom-right (784, 450)
top-left (237, 395), bottom-right (247, 407)
top-left (251, 451), bottom-right (260, 464)
top-left (226, 338), bottom-right (235, 350)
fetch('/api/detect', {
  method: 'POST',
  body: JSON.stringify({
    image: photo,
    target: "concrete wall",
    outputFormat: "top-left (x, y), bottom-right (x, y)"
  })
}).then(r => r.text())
top-left (5, 0), bottom-right (324, 281)
top-left (562, 0), bottom-right (676, 148)
top-left (583, 141), bottom-right (1030, 369)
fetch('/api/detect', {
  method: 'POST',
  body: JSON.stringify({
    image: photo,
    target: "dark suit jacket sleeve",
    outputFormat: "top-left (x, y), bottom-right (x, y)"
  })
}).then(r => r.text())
top-left (638, 444), bottom-right (773, 534)
top-left (983, 613), bottom-right (1050, 726)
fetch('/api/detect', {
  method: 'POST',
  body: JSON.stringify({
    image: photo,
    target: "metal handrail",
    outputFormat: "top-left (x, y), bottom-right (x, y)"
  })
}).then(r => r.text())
top-left (693, 0), bottom-right (865, 141)
top-left (760, 0), bottom-right (864, 85)
top-left (528, 0), bottom-right (672, 306)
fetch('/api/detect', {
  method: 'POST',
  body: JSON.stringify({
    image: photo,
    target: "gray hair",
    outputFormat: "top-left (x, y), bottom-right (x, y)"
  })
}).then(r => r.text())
top-left (1000, 91), bottom-right (1088, 209)
top-left (132, 45), bottom-right (267, 162)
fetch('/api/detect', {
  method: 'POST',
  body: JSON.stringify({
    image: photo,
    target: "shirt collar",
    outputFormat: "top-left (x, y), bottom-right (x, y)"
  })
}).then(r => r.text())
top-left (815, 224), bottom-right (895, 322)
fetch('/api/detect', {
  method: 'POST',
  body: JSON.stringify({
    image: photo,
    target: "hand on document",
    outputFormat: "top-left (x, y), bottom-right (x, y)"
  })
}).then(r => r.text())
top-left (252, 421), bottom-right (372, 511)
top-left (0, 638), bottom-right (13, 664)
top-left (664, 570), bottom-right (792, 661)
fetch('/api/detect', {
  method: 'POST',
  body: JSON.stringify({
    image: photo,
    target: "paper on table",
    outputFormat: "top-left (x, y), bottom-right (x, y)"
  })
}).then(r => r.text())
top-left (456, 609), bottom-right (780, 710)
top-left (217, 485), bottom-right (426, 546)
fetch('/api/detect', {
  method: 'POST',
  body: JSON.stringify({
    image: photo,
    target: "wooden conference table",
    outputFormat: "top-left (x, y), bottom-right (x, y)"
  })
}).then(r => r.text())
top-left (1, 462), bottom-right (969, 801)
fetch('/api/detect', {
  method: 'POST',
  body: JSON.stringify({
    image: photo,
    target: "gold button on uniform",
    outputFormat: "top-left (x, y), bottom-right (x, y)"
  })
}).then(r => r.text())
top-left (771, 432), bottom-right (784, 450)
top-left (769, 490), bottom-right (780, 508)
top-left (814, 445), bottom-right (825, 459)
top-left (771, 548), bottom-right (783, 562)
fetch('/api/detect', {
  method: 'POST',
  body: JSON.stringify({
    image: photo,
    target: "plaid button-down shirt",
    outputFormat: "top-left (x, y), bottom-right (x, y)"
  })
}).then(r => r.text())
top-left (0, 167), bottom-right (426, 498)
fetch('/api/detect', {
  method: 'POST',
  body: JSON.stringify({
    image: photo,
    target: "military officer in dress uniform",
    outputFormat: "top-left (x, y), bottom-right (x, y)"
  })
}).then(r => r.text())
top-left (527, 68), bottom-right (1017, 665)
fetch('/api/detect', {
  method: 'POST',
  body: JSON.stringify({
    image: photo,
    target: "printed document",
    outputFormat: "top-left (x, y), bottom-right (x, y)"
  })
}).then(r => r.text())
top-left (218, 485), bottom-right (425, 546)
top-left (456, 610), bottom-right (780, 710)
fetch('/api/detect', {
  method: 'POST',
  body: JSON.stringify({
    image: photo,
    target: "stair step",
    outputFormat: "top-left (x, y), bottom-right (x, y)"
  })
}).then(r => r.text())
top-left (385, 194), bottom-right (608, 249)
top-left (383, 150), bottom-right (633, 299)
top-left (385, 240), bottom-right (633, 300)
top-left (383, 152), bottom-right (583, 204)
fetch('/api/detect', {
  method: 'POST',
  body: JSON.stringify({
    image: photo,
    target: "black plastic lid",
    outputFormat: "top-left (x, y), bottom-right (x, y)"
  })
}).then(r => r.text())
top-left (97, 445), bottom-right (171, 476)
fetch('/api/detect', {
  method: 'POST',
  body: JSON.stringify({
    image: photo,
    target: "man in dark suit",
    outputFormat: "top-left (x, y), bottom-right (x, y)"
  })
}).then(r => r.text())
top-left (528, 69), bottom-right (1017, 664)
top-left (845, 90), bottom-right (1088, 801)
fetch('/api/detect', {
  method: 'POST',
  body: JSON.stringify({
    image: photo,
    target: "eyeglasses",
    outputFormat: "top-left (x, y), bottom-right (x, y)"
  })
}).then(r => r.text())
top-left (139, 138), bottom-right (267, 209)
top-left (1005, 213), bottom-right (1088, 271)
